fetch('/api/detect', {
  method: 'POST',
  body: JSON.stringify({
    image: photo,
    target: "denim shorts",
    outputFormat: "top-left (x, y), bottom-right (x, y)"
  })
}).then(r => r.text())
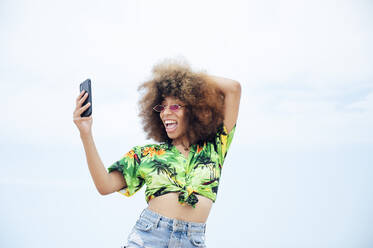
top-left (123, 208), bottom-right (207, 248)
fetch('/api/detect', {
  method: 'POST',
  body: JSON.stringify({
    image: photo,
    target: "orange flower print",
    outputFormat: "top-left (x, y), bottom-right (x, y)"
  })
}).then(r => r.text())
top-left (124, 189), bottom-right (131, 197)
top-left (155, 149), bottom-right (166, 156)
top-left (142, 147), bottom-right (155, 157)
top-left (123, 150), bottom-right (135, 159)
top-left (143, 147), bottom-right (165, 157)
top-left (197, 145), bottom-right (203, 153)
top-left (196, 142), bottom-right (205, 153)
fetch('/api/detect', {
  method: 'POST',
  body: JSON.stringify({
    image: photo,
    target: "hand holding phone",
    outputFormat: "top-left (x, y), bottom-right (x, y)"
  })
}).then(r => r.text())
top-left (79, 79), bottom-right (92, 117)
top-left (73, 79), bottom-right (93, 136)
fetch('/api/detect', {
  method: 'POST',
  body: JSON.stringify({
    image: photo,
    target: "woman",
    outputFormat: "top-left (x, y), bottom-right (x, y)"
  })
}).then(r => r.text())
top-left (73, 61), bottom-right (241, 247)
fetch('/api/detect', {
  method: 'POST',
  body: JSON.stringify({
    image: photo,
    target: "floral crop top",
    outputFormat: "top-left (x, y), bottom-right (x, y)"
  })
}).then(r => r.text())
top-left (107, 123), bottom-right (236, 207)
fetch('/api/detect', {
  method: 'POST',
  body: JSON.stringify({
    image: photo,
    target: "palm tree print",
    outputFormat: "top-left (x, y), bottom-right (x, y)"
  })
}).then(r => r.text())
top-left (194, 156), bottom-right (218, 180)
top-left (151, 160), bottom-right (182, 188)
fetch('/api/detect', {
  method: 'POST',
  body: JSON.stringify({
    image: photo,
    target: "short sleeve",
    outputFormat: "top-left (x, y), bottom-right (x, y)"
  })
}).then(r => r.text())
top-left (107, 146), bottom-right (145, 197)
top-left (216, 123), bottom-right (236, 165)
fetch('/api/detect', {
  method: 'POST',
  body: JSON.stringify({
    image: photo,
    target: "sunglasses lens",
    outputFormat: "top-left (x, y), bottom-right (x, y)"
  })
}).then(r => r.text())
top-left (153, 104), bottom-right (182, 112)
top-left (153, 105), bottom-right (164, 112)
top-left (169, 105), bottom-right (180, 111)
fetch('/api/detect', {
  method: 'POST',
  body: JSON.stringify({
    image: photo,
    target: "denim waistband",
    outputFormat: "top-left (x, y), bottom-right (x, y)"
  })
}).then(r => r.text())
top-left (139, 208), bottom-right (206, 234)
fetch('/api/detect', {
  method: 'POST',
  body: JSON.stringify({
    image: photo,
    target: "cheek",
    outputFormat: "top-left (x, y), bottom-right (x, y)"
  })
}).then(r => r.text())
top-left (178, 114), bottom-right (188, 132)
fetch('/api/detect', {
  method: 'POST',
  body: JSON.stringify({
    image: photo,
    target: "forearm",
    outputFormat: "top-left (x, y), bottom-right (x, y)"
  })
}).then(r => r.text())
top-left (206, 75), bottom-right (241, 132)
top-left (206, 75), bottom-right (241, 95)
top-left (80, 133), bottom-right (111, 195)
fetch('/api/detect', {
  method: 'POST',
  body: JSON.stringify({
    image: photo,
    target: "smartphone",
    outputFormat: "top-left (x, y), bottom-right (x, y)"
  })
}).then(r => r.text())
top-left (79, 79), bottom-right (92, 117)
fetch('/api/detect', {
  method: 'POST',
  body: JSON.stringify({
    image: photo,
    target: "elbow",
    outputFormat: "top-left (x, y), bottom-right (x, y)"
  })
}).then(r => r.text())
top-left (98, 188), bottom-right (108, 196)
top-left (97, 186), bottom-right (112, 196)
top-left (230, 80), bottom-right (241, 95)
top-left (234, 81), bottom-right (241, 92)
top-left (99, 190), bottom-right (109, 196)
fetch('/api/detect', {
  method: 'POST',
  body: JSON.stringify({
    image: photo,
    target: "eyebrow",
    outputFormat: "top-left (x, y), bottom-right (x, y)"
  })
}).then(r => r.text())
top-left (161, 102), bottom-right (182, 105)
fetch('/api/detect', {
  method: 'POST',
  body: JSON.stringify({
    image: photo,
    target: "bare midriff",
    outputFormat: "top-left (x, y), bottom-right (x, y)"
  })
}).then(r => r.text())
top-left (147, 192), bottom-right (213, 223)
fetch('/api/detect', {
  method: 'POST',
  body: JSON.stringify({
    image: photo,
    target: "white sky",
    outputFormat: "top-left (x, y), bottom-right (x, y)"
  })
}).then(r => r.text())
top-left (1, 0), bottom-right (372, 247)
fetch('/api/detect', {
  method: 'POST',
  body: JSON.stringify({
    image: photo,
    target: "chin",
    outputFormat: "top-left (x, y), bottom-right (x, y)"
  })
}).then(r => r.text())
top-left (166, 131), bottom-right (182, 140)
top-left (167, 133), bottom-right (177, 139)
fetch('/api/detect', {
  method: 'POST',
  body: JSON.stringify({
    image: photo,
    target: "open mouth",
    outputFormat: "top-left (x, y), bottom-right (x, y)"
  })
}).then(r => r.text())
top-left (164, 120), bottom-right (178, 132)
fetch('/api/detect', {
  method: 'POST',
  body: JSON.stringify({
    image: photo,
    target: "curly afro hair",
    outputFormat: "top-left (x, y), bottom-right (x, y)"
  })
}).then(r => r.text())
top-left (138, 59), bottom-right (225, 145)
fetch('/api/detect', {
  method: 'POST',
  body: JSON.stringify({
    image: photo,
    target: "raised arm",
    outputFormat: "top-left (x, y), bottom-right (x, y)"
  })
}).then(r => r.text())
top-left (207, 75), bottom-right (241, 133)
top-left (73, 90), bottom-right (126, 195)
top-left (79, 133), bottom-right (127, 195)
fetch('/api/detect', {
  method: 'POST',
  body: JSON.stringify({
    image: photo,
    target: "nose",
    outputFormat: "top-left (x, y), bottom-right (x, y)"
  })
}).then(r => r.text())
top-left (162, 106), bottom-right (173, 115)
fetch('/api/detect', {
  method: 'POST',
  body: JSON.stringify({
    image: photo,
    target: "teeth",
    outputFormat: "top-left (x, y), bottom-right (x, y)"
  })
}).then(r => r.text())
top-left (165, 120), bottom-right (177, 125)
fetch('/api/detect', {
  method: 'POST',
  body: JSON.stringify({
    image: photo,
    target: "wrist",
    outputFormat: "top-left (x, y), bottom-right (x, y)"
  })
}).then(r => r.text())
top-left (80, 131), bottom-right (93, 139)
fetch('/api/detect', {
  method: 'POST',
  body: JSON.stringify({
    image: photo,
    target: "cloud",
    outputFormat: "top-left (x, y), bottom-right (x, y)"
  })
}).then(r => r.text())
top-left (239, 84), bottom-right (373, 148)
top-left (345, 92), bottom-right (373, 111)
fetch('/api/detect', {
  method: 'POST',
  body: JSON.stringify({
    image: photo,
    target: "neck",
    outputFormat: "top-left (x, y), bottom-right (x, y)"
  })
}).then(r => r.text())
top-left (172, 137), bottom-right (190, 150)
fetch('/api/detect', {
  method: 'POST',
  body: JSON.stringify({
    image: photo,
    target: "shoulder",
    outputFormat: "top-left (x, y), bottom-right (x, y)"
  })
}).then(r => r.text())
top-left (131, 143), bottom-right (171, 158)
top-left (216, 122), bottom-right (236, 137)
top-left (140, 143), bottom-right (170, 151)
top-left (216, 123), bottom-right (226, 135)
top-left (141, 143), bottom-right (169, 148)
top-left (214, 122), bottom-right (236, 148)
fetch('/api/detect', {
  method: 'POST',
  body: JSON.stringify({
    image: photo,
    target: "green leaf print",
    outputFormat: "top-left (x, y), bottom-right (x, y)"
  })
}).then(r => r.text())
top-left (151, 160), bottom-right (181, 188)
top-left (194, 156), bottom-right (218, 181)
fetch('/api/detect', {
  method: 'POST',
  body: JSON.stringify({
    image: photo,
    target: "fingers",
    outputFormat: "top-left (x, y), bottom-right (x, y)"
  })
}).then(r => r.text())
top-left (77, 102), bottom-right (91, 115)
top-left (73, 101), bottom-right (91, 119)
top-left (75, 91), bottom-right (89, 108)
top-left (76, 90), bottom-right (88, 103)
top-left (73, 90), bottom-right (93, 119)
top-left (76, 90), bottom-right (85, 102)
